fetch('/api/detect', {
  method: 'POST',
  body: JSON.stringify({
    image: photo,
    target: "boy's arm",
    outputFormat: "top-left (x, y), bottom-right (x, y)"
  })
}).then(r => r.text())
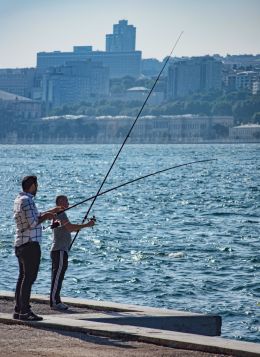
top-left (64, 219), bottom-right (95, 233)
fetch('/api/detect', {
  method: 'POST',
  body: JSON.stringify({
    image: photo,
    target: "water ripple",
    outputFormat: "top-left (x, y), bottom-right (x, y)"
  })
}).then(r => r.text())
top-left (0, 143), bottom-right (259, 342)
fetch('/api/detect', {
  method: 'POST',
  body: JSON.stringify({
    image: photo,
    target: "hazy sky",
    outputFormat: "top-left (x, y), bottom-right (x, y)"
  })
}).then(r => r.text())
top-left (0, 0), bottom-right (259, 68)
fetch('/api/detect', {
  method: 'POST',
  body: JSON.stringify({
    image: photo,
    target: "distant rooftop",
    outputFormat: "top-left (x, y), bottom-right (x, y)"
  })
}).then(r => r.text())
top-left (233, 124), bottom-right (260, 128)
top-left (42, 114), bottom-right (86, 121)
top-left (127, 87), bottom-right (149, 91)
top-left (0, 90), bottom-right (32, 101)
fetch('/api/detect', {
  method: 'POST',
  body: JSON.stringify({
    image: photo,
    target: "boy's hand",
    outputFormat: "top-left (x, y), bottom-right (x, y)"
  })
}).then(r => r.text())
top-left (88, 217), bottom-right (96, 227)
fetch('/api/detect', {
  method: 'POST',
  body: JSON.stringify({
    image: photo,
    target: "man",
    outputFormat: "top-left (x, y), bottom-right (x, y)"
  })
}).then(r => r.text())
top-left (50, 195), bottom-right (95, 311)
top-left (13, 175), bottom-right (62, 321)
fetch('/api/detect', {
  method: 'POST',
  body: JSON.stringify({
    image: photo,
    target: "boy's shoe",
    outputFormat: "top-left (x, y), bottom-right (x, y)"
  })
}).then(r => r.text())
top-left (12, 312), bottom-right (20, 320)
top-left (19, 311), bottom-right (43, 321)
top-left (51, 302), bottom-right (68, 311)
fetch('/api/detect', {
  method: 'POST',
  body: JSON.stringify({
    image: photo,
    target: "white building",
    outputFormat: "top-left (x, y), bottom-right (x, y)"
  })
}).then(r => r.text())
top-left (252, 81), bottom-right (260, 95)
top-left (235, 71), bottom-right (259, 91)
top-left (229, 124), bottom-right (260, 141)
top-left (94, 115), bottom-right (234, 143)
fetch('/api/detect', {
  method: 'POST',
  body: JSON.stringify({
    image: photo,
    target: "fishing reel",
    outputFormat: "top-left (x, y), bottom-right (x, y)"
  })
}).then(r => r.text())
top-left (88, 215), bottom-right (96, 228)
top-left (49, 216), bottom-right (96, 230)
top-left (50, 220), bottom-right (61, 229)
top-left (42, 219), bottom-right (61, 231)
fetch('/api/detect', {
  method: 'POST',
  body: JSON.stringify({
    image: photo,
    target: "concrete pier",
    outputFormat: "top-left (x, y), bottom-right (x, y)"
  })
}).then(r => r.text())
top-left (0, 291), bottom-right (259, 356)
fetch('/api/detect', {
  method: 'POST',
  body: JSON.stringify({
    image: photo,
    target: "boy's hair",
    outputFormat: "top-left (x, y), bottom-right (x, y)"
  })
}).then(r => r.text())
top-left (22, 175), bottom-right (37, 191)
top-left (56, 195), bottom-right (67, 205)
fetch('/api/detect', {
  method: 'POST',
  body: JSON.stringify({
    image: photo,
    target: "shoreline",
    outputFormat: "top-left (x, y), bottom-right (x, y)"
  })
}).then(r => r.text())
top-left (0, 140), bottom-right (259, 145)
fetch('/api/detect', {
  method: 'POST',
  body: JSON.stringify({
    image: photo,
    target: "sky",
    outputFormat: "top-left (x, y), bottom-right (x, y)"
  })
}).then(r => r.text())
top-left (0, 0), bottom-right (259, 68)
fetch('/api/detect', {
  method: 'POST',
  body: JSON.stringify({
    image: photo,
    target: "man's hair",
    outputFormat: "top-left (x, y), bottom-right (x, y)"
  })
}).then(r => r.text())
top-left (22, 175), bottom-right (37, 191)
top-left (56, 195), bottom-right (67, 205)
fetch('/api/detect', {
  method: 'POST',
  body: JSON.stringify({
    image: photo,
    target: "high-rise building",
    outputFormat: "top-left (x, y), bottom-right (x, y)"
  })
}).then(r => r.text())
top-left (106, 20), bottom-right (136, 52)
top-left (37, 20), bottom-right (141, 79)
top-left (37, 46), bottom-right (141, 78)
top-left (42, 60), bottom-right (109, 110)
top-left (166, 56), bottom-right (223, 99)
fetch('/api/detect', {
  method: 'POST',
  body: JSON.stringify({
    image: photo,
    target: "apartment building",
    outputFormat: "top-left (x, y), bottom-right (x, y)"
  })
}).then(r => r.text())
top-left (166, 56), bottom-right (222, 99)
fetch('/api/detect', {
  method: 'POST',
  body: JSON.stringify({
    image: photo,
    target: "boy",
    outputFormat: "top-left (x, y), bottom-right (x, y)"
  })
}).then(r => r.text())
top-left (50, 195), bottom-right (95, 310)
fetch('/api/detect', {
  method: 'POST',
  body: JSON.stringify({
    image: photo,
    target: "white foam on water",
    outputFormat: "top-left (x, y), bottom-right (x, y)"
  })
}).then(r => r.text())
top-left (168, 251), bottom-right (185, 258)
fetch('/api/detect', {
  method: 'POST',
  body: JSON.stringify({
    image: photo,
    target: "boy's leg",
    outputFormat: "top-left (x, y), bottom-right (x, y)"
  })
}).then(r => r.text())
top-left (50, 250), bottom-right (68, 306)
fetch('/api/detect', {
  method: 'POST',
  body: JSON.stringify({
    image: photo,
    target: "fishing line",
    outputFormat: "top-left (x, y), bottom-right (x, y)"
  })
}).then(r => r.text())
top-left (69, 31), bottom-right (184, 250)
top-left (63, 158), bottom-right (216, 214)
top-left (46, 159), bottom-right (215, 230)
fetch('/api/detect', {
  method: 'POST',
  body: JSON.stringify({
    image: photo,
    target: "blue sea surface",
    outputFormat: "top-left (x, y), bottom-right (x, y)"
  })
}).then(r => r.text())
top-left (0, 144), bottom-right (259, 342)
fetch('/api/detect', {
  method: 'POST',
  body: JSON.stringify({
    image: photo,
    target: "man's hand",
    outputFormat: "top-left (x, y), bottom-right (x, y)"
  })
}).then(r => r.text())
top-left (38, 212), bottom-right (56, 224)
top-left (51, 206), bottom-right (65, 214)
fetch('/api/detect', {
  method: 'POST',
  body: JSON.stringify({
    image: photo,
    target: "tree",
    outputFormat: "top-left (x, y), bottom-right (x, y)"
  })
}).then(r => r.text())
top-left (122, 76), bottom-right (136, 90)
top-left (212, 124), bottom-right (229, 138)
top-left (184, 101), bottom-right (211, 115)
top-left (252, 112), bottom-right (260, 124)
top-left (211, 101), bottom-right (232, 115)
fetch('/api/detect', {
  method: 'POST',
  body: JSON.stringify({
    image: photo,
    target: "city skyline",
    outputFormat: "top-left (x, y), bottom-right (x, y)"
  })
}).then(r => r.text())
top-left (0, 0), bottom-right (260, 68)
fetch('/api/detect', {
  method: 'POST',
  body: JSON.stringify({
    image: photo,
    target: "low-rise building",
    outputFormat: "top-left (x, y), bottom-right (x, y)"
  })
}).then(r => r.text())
top-left (0, 114), bottom-right (239, 144)
top-left (229, 124), bottom-right (260, 141)
top-left (0, 68), bottom-right (36, 98)
top-left (94, 115), bottom-right (234, 143)
top-left (0, 90), bottom-right (42, 118)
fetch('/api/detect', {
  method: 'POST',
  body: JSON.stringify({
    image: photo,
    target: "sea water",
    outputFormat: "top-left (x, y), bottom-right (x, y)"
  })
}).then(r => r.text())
top-left (0, 144), bottom-right (259, 342)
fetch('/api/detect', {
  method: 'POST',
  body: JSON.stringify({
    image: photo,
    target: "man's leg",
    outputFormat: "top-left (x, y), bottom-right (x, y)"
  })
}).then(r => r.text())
top-left (14, 249), bottom-right (24, 316)
top-left (14, 248), bottom-right (24, 313)
top-left (19, 242), bottom-right (41, 314)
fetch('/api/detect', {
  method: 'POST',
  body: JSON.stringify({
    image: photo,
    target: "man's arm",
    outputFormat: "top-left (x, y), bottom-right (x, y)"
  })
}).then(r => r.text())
top-left (22, 198), bottom-right (42, 228)
top-left (43, 206), bottom-right (64, 215)
top-left (37, 212), bottom-right (56, 224)
top-left (38, 206), bottom-right (64, 224)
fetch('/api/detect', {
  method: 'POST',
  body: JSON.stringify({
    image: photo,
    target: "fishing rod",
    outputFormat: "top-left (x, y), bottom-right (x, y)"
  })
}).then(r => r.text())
top-left (48, 159), bottom-right (216, 231)
top-left (69, 31), bottom-right (184, 250)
